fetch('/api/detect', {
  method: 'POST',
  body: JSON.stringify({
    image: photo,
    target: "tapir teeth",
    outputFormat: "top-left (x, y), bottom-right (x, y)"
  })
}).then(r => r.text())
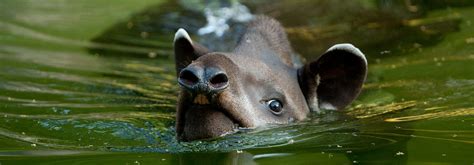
top-left (202, 96), bottom-right (209, 104)
top-left (193, 94), bottom-right (210, 105)
top-left (193, 96), bottom-right (199, 104)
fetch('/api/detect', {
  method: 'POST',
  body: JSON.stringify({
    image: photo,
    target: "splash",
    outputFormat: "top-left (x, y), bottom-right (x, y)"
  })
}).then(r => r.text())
top-left (197, 2), bottom-right (254, 37)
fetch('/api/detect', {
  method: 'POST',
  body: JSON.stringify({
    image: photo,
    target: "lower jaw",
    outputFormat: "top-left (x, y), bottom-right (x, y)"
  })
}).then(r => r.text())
top-left (179, 105), bottom-right (238, 141)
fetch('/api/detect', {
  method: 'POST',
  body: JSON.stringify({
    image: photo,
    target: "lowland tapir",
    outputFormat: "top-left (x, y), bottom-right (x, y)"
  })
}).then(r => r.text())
top-left (173, 16), bottom-right (367, 141)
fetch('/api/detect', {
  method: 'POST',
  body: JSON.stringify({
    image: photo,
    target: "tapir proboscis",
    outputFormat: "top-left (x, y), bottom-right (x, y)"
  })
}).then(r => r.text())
top-left (173, 16), bottom-right (367, 141)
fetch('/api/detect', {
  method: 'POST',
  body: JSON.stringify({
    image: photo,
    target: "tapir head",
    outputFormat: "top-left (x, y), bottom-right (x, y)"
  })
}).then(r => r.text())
top-left (173, 17), bottom-right (367, 141)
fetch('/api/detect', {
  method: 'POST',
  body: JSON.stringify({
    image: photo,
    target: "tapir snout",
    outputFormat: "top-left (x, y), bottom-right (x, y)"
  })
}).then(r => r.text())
top-left (178, 62), bottom-right (229, 98)
top-left (173, 16), bottom-right (367, 141)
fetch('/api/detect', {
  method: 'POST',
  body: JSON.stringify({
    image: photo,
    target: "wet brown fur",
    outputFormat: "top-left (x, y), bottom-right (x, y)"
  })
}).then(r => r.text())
top-left (174, 15), bottom-right (367, 141)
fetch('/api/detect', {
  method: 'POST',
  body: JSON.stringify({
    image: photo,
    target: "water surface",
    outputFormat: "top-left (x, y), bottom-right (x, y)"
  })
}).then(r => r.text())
top-left (0, 0), bottom-right (473, 164)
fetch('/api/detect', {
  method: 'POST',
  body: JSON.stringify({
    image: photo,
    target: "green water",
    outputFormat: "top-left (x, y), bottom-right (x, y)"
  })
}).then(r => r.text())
top-left (1, 0), bottom-right (473, 164)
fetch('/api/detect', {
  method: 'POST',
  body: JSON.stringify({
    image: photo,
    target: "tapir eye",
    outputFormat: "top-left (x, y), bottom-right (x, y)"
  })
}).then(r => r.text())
top-left (267, 99), bottom-right (283, 115)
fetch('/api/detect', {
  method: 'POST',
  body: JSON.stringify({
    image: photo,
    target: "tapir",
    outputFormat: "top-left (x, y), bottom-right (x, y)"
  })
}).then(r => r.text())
top-left (173, 16), bottom-right (367, 141)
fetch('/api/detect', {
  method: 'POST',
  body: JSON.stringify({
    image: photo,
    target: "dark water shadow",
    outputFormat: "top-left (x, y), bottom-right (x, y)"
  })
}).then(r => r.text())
top-left (88, 0), bottom-right (472, 61)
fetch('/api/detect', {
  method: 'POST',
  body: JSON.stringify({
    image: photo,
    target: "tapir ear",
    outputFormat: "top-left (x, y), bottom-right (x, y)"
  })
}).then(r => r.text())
top-left (173, 28), bottom-right (209, 76)
top-left (298, 44), bottom-right (367, 111)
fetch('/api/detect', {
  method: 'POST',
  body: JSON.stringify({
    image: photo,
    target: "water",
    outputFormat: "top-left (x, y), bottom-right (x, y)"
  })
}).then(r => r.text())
top-left (1, 0), bottom-right (473, 164)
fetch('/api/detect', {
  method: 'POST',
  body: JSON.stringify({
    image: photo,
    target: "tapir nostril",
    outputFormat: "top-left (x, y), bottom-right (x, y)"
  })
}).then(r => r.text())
top-left (179, 69), bottom-right (199, 86)
top-left (209, 73), bottom-right (229, 89)
top-left (179, 67), bottom-right (228, 93)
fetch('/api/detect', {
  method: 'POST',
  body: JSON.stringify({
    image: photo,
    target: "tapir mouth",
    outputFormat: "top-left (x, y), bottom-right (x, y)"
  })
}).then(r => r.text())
top-left (193, 94), bottom-right (210, 105)
top-left (177, 94), bottom-right (243, 141)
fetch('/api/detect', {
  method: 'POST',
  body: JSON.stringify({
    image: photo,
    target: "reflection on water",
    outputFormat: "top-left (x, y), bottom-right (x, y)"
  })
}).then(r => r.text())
top-left (0, 0), bottom-right (474, 164)
top-left (386, 107), bottom-right (474, 122)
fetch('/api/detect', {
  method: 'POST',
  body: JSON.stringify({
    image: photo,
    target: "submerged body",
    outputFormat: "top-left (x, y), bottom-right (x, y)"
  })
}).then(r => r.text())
top-left (173, 16), bottom-right (367, 141)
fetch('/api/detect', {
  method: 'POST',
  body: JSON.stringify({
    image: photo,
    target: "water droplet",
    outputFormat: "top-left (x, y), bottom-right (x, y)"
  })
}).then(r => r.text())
top-left (62, 109), bottom-right (70, 115)
top-left (140, 32), bottom-right (149, 38)
top-left (413, 43), bottom-right (422, 48)
top-left (288, 139), bottom-right (294, 144)
top-left (396, 151), bottom-right (404, 156)
top-left (127, 22), bottom-right (134, 29)
top-left (288, 117), bottom-right (295, 123)
top-left (148, 52), bottom-right (157, 58)
top-left (380, 50), bottom-right (391, 55)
